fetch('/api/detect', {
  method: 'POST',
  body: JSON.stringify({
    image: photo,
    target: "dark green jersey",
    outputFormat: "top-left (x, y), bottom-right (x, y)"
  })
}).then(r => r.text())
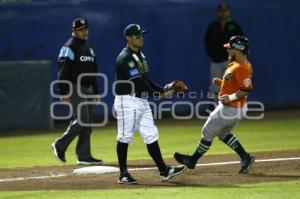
top-left (115, 47), bottom-right (163, 97)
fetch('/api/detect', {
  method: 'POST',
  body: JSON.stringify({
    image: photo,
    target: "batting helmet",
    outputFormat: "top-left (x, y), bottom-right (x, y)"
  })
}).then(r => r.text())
top-left (224, 35), bottom-right (250, 54)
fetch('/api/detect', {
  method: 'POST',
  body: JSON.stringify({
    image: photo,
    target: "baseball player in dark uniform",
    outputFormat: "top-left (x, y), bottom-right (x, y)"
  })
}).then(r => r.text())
top-left (51, 18), bottom-right (102, 165)
top-left (114, 24), bottom-right (186, 184)
top-left (175, 36), bottom-right (255, 174)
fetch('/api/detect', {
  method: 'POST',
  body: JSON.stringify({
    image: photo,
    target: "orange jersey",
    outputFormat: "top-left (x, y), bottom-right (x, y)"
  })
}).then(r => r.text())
top-left (219, 61), bottom-right (253, 108)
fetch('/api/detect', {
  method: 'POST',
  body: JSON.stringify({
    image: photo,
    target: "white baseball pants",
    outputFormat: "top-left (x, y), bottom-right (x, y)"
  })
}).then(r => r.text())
top-left (114, 95), bottom-right (159, 144)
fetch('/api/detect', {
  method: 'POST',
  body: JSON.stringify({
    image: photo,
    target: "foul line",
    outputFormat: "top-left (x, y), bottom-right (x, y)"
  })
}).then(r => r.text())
top-left (0, 157), bottom-right (300, 183)
top-left (0, 174), bottom-right (67, 183)
top-left (129, 157), bottom-right (300, 171)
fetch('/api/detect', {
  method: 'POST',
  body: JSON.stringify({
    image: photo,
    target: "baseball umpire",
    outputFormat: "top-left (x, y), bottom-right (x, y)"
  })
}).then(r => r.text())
top-left (174, 36), bottom-right (255, 174)
top-left (52, 18), bottom-right (102, 165)
top-left (114, 24), bottom-right (186, 184)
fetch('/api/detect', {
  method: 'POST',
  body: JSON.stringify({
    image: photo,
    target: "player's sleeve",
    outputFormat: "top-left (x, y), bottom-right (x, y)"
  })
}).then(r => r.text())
top-left (147, 78), bottom-right (164, 93)
top-left (92, 56), bottom-right (100, 94)
top-left (131, 78), bottom-right (160, 96)
top-left (88, 46), bottom-right (100, 94)
top-left (214, 78), bottom-right (223, 86)
top-left (235, 67), bottom-right (253, 92)
top-left (58, 46), bottom-right (75, 61)
top-left (57, 46), bottom-right (75, 95)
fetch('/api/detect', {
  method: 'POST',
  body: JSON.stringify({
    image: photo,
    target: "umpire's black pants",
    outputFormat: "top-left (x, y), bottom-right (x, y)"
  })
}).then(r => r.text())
top-left (55, 84), bottom-right (94, 160)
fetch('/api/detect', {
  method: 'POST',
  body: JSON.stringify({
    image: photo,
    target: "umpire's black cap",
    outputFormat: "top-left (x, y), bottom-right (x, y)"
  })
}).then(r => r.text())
top-left (224, 35), bottom-right (250, 54)
top-left (72, 18), bottom-right (88, 30)
top-left (124, 24), bottom-right (148, 36)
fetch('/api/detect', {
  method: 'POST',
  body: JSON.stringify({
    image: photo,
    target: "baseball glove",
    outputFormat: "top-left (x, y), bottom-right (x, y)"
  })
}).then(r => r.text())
top-left (164, 80), bottom-right (188, 93)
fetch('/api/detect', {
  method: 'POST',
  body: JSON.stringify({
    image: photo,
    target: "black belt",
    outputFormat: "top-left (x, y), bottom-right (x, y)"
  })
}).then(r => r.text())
top-left (117, 93), bottom-right (146, 98)
top-left (130, 93), bottom-right (143, 98)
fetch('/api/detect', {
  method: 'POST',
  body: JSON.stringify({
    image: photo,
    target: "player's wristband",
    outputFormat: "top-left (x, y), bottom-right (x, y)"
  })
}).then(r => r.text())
top-left (228, 93), bottom-right (238, 101)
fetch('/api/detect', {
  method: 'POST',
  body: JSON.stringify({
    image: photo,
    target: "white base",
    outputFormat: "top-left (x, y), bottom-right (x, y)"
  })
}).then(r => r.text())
top-left (73, 166), bottom-right (119, 175)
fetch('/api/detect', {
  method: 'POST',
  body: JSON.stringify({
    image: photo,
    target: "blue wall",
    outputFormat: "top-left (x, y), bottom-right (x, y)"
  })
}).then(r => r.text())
top-left (0, 0), bottom-right (299, 113)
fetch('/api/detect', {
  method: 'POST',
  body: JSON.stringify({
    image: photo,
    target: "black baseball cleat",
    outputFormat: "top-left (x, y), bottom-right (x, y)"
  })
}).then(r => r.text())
top-left (160, 165), bottom-right (186, 182)
top-left (77, 157), bottom-right (103, 165)
top-left (51, 141), bottom-right (66, 163)
top-left (174, 152), bottom-right (196, 169)
top-left (118, 171), bottom-right (137, 184)
top-left (239, 153), bottom-right (255, 174)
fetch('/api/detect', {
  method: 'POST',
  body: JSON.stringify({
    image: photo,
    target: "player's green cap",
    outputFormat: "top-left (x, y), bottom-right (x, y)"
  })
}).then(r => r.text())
top-left (124, 24), bottom-right (148, 36)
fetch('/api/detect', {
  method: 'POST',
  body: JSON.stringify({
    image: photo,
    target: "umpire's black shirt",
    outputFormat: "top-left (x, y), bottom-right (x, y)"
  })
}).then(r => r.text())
top-left (115, 46), bottom-right (163, 97)
top-left (58, 36), bottom-right (99, 95)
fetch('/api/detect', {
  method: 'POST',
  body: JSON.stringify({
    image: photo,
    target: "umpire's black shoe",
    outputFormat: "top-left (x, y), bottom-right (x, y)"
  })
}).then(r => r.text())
top-left (118, 171), bottom-right (137, 184)
top-left (51, 141), bottom-right (66, 163)
top-left (77, 157), bottom-right (103, 165)
top-left (160, 165), bottom-right (186, 182)
top-left (174, 152), bottom-right (196, 169)
top-left (239, 153), bottom-right (255, 174)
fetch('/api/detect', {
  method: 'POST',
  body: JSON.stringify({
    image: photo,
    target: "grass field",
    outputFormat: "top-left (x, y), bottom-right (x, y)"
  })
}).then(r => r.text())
top-left (0, 112), bottom-right (300, 198)
top-left (0, 117), bottom-right (299, 168)
top-left (1, 181), bottom-right (300, 199)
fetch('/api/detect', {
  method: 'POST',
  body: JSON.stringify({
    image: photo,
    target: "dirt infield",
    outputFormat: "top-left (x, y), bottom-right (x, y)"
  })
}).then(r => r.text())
top-left (0, 150), bottom-right (299, 191)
